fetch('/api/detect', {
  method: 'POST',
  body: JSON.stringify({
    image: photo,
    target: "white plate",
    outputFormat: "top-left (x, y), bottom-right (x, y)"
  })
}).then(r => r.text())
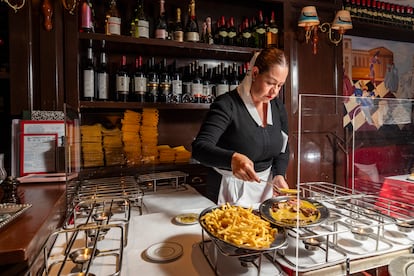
top-left (174, 213), bottom-right (199, 225)
top-left (145, 242), bottom-right (183, 262)
top-left (389, 254), bottom-right (414, 276)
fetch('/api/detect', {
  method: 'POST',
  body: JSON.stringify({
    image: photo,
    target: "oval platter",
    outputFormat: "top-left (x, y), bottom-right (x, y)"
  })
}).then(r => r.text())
top-left (259, 196), bottom-right (330, 228)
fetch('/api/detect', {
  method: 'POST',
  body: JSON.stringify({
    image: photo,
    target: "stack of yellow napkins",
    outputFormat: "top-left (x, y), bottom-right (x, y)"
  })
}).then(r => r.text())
top-left (158, 145), bottom-right (176, 163)
top-left (140, 108), bottom-right (159, 164)
top-left (174, 146), bottom-right (192, 163)
top-left (80, 124), bottom-right (104, 168)
top-left (122, 110), bottom-right (142, 165)
top-left (102, 127), bottom-right (125, 166)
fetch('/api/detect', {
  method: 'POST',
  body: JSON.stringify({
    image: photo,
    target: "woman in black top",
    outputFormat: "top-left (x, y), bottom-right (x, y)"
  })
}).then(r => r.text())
top-left (192, 48), bottom-right (290, 207)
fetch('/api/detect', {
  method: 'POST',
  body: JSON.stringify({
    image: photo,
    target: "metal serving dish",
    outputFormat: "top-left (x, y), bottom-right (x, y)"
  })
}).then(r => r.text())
top-left (199, 205), bottom-right (287, 252)
top-left (0, 203), bottom-right (32, 230)
top-left (259, 196), bottom-right (330, 228)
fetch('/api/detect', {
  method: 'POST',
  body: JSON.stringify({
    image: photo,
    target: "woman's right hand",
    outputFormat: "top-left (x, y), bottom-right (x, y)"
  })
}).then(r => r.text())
top-left (231, 152), bottom-right (260, 182)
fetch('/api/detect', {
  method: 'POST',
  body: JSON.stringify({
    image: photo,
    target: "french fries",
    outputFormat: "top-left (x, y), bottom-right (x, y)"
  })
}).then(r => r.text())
top-left (200, 203), bottom-right (277, 249)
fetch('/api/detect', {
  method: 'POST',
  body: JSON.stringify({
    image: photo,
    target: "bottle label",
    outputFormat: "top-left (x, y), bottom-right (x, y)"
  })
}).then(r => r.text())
top-left (185, 32), bottom-right (200, 42)
top-left (256, 27), bottom-right (266, 35)
top-left (242, 32), bottom-right (251, 39)
top-left (147, 82), bottom-right (158, 96)
top-left (203, 83), bottom-right (212, 96)
top-left (138, 20), bottom-right (150, 38)
top-left (83, 69), bottom-right (94, 98)
top-left (172, 80), bottom-right (183, 95)
top-left (228, 31), bottom-right (237, 38)
top-left (160, 82), bottom-right (171, 96)
top-left (216, 84), bottom-right (229, 96)
top-left (97, 72), bottom-right (109, 99)
top-left (134, 76), bottom-right (147, 94)
top-left (191, 83), bottom-right (203, 96)
top-left (268, 27), bottom-right (278, 34)
top-left (174, 31), bottom-right (184, 42)
top-left (108, 17), bottom-right (121, 35)
top-left (155, 29), bottom-right (167, 39)
top-left (229, 84), bottom-right (238, 91)
top-left (116, 76), bottom-right (130, 94)
top-left (218, 30), bottom-right (228, 38)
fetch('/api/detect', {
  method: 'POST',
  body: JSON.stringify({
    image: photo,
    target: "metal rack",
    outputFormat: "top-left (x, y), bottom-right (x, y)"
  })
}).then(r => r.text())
top-left (271, 182), bottom-right (414, 274)
top-left (136, 170), bottom-right (188, 192)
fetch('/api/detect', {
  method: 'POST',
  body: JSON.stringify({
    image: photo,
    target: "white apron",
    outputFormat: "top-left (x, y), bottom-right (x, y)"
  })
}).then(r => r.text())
top-left (214, 167), bottom-right (273, 209)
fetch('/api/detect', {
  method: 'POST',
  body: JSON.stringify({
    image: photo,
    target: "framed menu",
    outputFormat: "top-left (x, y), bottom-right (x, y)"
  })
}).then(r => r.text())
top-left (20, 120), bottom-right (65, 146)
top-left (20, 133), bottom-right (57, 176)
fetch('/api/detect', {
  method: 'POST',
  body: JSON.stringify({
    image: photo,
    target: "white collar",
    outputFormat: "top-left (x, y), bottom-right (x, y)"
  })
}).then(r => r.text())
top-left (237, 77), bottom-right (273, 127)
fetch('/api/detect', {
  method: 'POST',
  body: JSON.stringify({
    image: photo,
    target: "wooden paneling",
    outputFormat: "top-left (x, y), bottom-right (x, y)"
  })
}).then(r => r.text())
top-left (283, 1), bottom-right (345, 186)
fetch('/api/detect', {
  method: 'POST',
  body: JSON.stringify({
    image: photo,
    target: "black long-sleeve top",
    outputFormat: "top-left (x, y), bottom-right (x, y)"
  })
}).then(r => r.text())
top-left (192, 89), bottom-right (290, 178)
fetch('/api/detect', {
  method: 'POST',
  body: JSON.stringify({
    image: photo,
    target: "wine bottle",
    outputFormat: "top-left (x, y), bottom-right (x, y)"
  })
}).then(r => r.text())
top-left (240, 17), bottom-right (252, 47)
top-left (82, 39), bottom-right (95, 101)
top-left (173, 8), bottom-right (184, 42)
top-left (171, 60), bottom-right (183, 102)
top-left (146, 57), bottom-right (159, 102)
top-left (229, 63), bottom-right (240, 91)
top-left (202, 63), bottom-right (213, 102)
top-left (216, 16), bottom-right (228, 45)
top-left (216, 62), bottom-right (229, 97)
top-left (255, 10), bottom-right (266, 48)
top-left (227, 16), bottom-right (237, 46)
top-left (155, 0), bottom-right (167, 39)
top-left (79, 0), bottom-right (94, 33)
top-left (266, 11), bottom-right (279, 48)
top-left (205, 16), bottom-right (214, 44)
top-left (106, 0), bottom-right (121, 35)
top-left (133, 55), bottom-right (147, 102)
top-left (96, 40), bottom-right (109, 101)
top-left (116, 55), bottom-right (130, 102)
top-left (184, 0), bottom-right (199, 42)
top-left (131, 0), bottom-right (149, 38)
top-left (191, 60), bottom-right (203, 103)
top-left (158, 58), bottom-right (171, 102)
top-left (181, 64), bottom-right (192, 102)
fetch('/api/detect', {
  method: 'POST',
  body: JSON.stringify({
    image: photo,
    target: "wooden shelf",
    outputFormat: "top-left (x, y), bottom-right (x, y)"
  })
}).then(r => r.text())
top-left (79, 101), bottom-right (211, 110)
top-left (77, 163), bottom-right (207, 179)
top-left (348, 19), bottom-right (414, 43)
top-left (79, 32), bottom-right (258, 61)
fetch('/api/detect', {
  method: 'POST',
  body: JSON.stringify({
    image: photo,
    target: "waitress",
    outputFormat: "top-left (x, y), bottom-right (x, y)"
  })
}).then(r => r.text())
top-left (192, 47), bottom-right (290, 208)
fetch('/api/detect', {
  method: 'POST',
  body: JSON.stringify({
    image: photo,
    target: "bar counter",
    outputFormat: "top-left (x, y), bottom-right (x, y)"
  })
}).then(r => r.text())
top-left (0, 182), bottom-right (66, 275)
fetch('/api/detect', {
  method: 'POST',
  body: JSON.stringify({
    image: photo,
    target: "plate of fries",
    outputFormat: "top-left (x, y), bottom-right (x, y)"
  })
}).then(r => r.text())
top-left (259, 196), bottom-right (329, 228)
top-left (199, 203), bottom-right (286, 251)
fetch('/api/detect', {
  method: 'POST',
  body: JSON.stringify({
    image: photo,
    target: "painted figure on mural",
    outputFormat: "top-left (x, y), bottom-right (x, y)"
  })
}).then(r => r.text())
top-left (369, 50), bottom-right (381, 86)
top-left (384, 63), bottom-right (399, 93)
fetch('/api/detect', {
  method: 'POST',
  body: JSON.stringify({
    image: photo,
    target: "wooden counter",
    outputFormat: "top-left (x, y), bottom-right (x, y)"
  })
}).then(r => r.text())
top-left (0, 182), bottom-right (66, 275)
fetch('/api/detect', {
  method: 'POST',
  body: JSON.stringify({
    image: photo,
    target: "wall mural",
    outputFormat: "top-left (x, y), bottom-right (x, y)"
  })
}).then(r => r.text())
top-left (342, 35), bottom-right (414, 131)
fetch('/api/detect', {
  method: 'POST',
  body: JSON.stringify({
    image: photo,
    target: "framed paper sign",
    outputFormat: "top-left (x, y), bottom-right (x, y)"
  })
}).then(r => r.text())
top-left (20, 133), bottom-right (58, 176)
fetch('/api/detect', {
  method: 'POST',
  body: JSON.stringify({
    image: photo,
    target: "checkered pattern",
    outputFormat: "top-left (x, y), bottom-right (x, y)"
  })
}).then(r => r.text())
top-left (343, 80), bottom-right (412, 131)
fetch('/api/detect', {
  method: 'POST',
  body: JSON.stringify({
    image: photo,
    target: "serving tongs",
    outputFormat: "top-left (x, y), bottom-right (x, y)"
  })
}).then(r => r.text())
top-left (260, 179), bottom-right (299, 195)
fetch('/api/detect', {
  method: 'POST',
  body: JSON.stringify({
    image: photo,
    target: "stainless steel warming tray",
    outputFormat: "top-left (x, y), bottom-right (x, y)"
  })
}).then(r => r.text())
top-left (268, 182), bottom-right (414, 274)
top-left (27, 175), bottom-right (141, 276)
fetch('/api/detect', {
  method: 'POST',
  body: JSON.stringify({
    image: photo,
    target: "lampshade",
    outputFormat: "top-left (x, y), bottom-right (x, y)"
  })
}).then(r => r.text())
top-left (332, 10), bottom-right (353, 32)
top-left (298, 6), bottom-right (320, 27)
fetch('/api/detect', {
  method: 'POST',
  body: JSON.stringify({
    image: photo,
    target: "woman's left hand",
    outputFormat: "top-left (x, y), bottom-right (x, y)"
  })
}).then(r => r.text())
top-left (272, 175), bottom-right (289, 195)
